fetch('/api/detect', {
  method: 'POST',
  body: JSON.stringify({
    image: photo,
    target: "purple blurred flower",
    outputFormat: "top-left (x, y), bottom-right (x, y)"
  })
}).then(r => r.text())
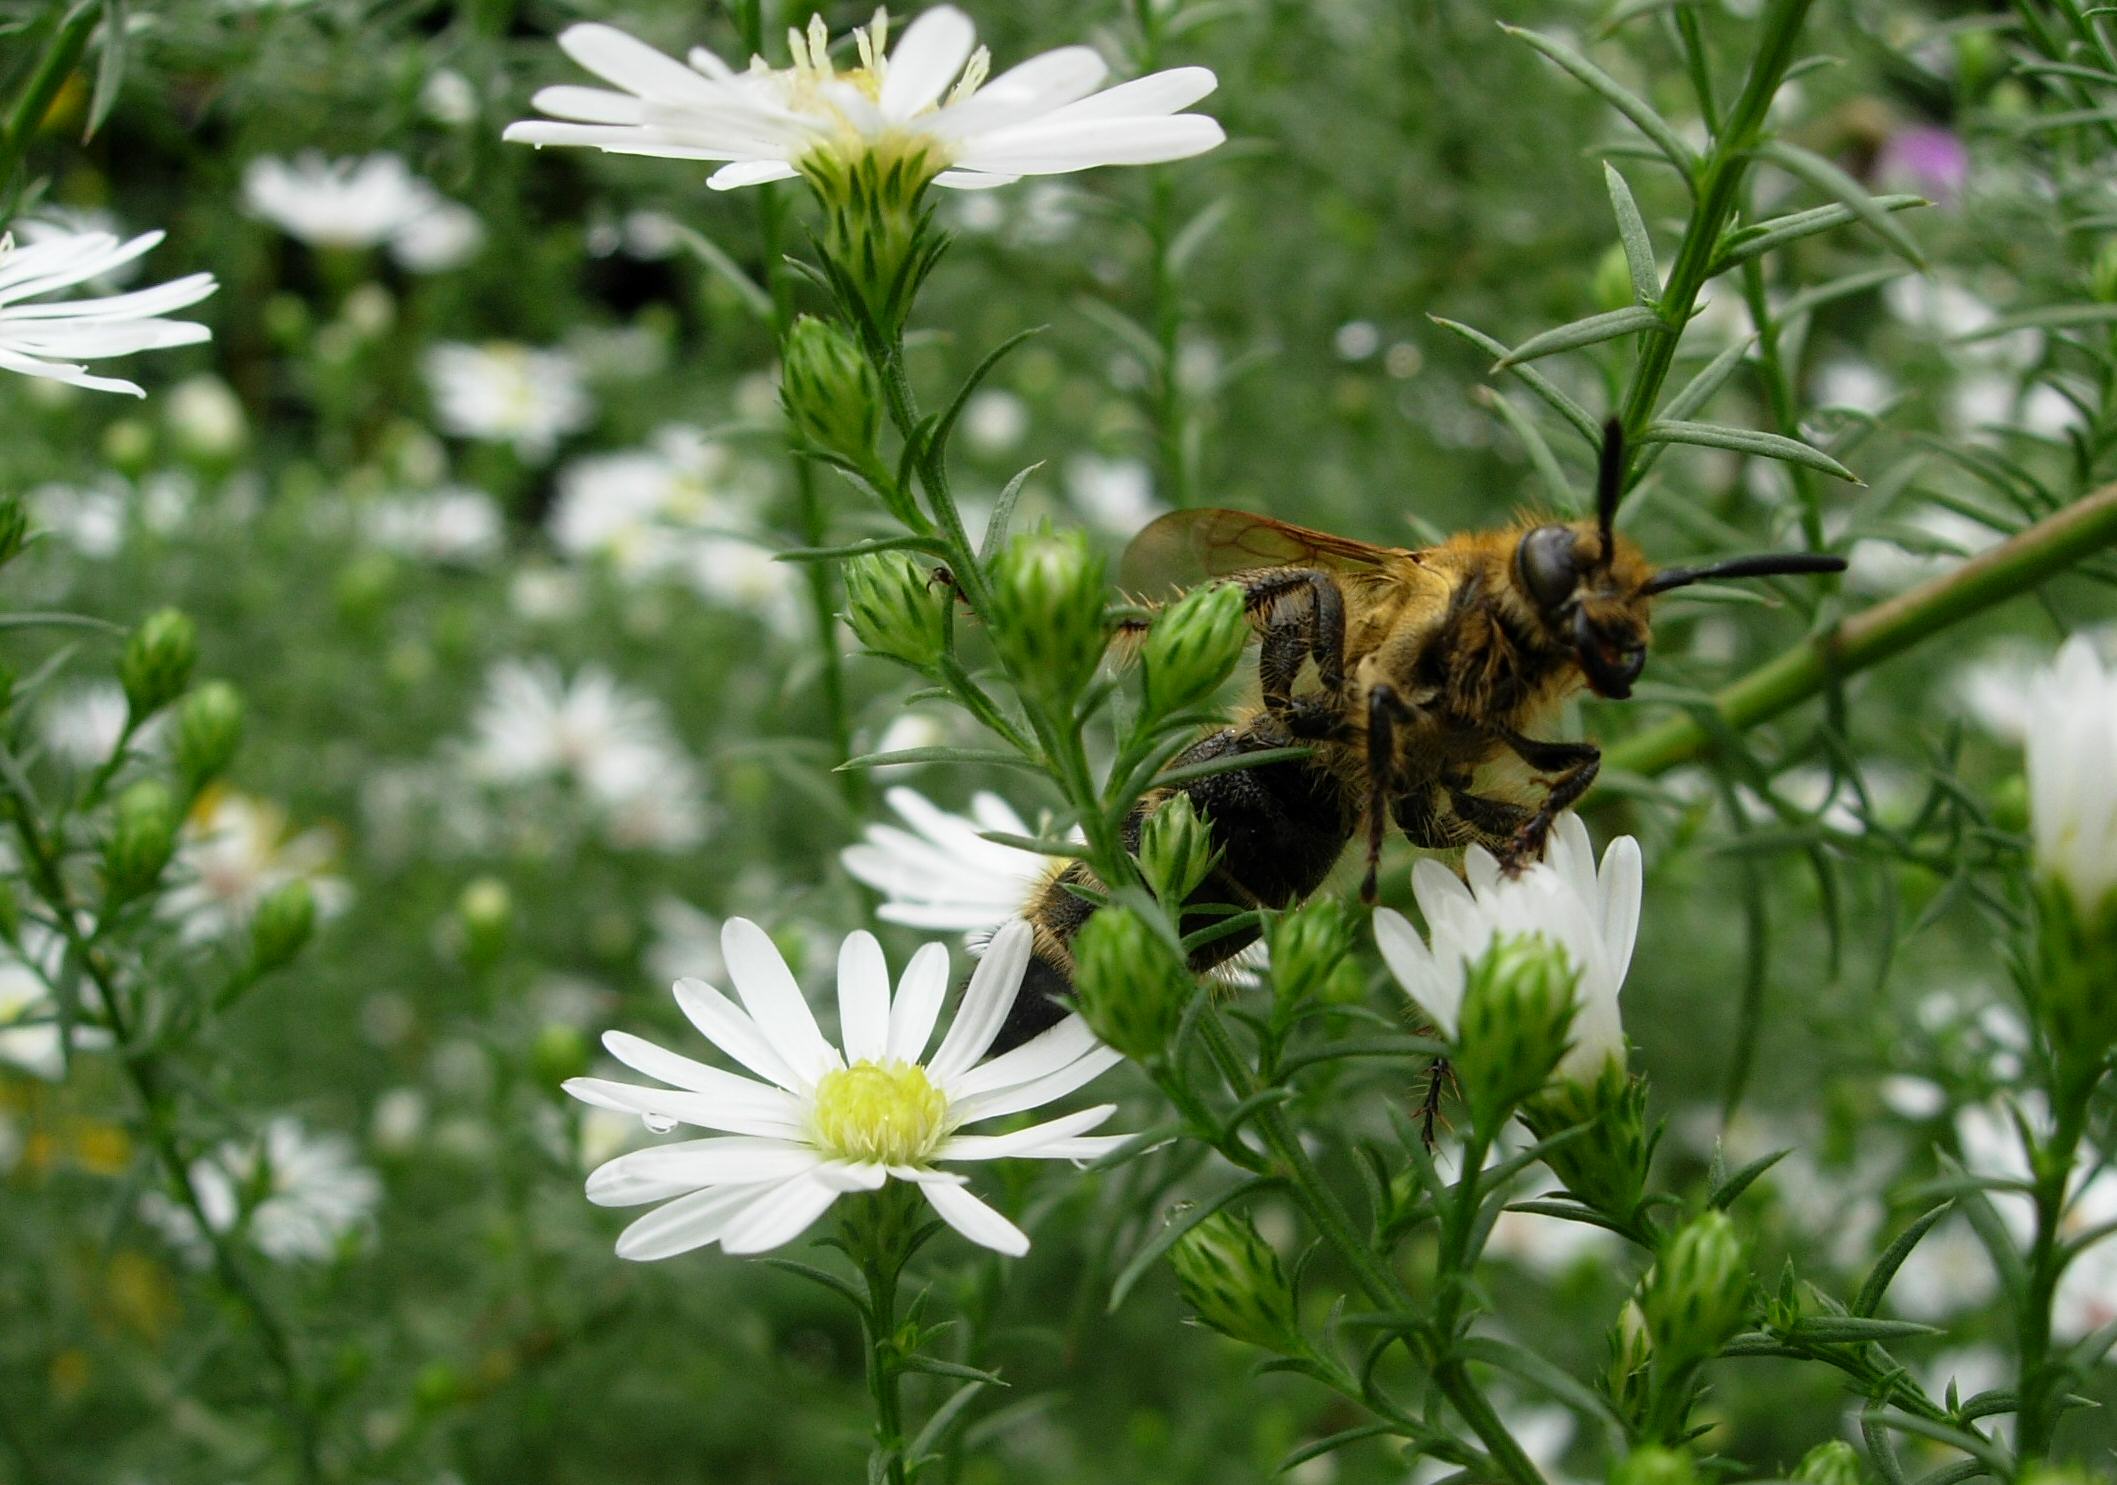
top-left (1877, 124), bottom-right (1968, 204)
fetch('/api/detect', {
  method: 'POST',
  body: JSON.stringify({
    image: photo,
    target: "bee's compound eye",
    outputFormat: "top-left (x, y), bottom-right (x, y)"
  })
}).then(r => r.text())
top-left (1516, 525), bottom-right (1579, 612)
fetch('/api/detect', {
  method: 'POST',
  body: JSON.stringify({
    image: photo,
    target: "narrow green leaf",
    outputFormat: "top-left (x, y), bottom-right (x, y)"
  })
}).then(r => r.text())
top-left (837, 746), bottom-right (1045, 772)
top-left (86, 0), bottom-right (126, 140)
top-left (1711, 195), bottom-right (1926, 274)
top-left (1757, 141), bottom-right (1927, 269)
top-left (930, 326), bottom-right (1044, 464)
top-left (899, 1355), bottom-right (1008, 1387)
top-left (1706, 1147), bottom-right (1790, 1210)
top-left (1785, 1315), bottom-right (1943, 1344)
top-left (979, 461), bottom-right (1044, 563)
top-left (1773, 264), bottom-right (1909, 323)
top-left (1455, 1336), bottom-right (1624, 1426)
top-left (1854, 1203), bottom-right (1954, 1317)
top-left (1276, 1423), bottom-right (1398, 1472)
top-left (1603, 161), bottom-right (1660, 300)
top-left (757, 1257), bottom-right (870, 1315)
top-left (908, 1380), bottom-right (990, 1462)
top-left (671, 224), bottom-right (774, 322)
top-left (1502, 24), bottom-right (1698, 178)
top-left (975, 829), bottom-right (1083, 859)
top-left (1168, 197), bottom-right (1233, 275)
top-left (0, 611), bottom-right (124, 633)
top-left (775, 535), bottom-right (949, 563)
top-left (1474, 386), bottom-right (1576, 510)
top-left (1493, 305), bottom-right (1666, 370)
top-left (1429, 316), bottom-right (1601, 444)
top-left (1661, 335), bottom-right (1755, 422)
top-left (1075, 296), bottom-right (1164, 369)
top-left (1954, 301), bottom-right (2117, 341)
top-left (1639, 418), bottom-right (1860, 482)
top-left (1151, 745), bottom-right (1314, 790)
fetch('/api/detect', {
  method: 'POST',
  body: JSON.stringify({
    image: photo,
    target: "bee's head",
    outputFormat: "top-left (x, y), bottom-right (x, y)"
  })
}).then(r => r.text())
top-left (1514, 420), bottom-right (1847, 701)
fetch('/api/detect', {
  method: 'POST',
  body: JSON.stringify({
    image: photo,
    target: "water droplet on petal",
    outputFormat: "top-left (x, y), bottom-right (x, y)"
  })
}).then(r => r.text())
top-left (642, 1112), bottom-right (678, 1134)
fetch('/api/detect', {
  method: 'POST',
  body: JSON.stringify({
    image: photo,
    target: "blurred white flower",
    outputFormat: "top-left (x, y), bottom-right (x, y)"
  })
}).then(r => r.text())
top-left (505, 7), bottom-right (1223, 193)
top-left (425, 342), bottom-right (593, 461)
top-left (162, 790), bottom-right (351, 943)
top-left (143, 1116), bottom-right (381, 1265)
top-left (28, 480), bottom-right (126, 556)
top-left (0, 230), bottom-right (214, 397)
top-left (370, 1088), bottom-right (429, 1153)
top-left (647, 895), bottom-right (726, 988)
top-left (2026, 636), bottom-right (2117, 917)
top-left (1811, 359), bottom-right (1895, 415)
top-left (40, 682), bottom-right (155, 770)
top-left (243, 153), bottom-right (483, 270)
top-left (681, 535), bottom-right (805, 636)
top-left (1066, 454), bottom-right (1162, 534)
top-left (1333, 319), bottom-right (1380, 361)
top-left (365, 488), bottom-right (505, 566)
top-left (422, 69), bottom-right (479, 126)
top-left (567, 917), bottom-right (1126, 1258)
top-left (160, 374), bottom-right (247, 460)
top-left (1374, 815), bottom-right (1642, 1084)
top-left (550, 431), bottom-right (737, 574)
top-left (1885, 1211), bottom-right (2000, 1322)
top-left (1845, 507), bottom-right (2001, 595)
top-left (841, 786), bottom-right (1056, 938)
top-left (1948, 1096), bottom-right (2117, 1340)
top-left (961, 389), bottom-right (1028, 454)
top-left (463, 659), bottom-right (710, 852)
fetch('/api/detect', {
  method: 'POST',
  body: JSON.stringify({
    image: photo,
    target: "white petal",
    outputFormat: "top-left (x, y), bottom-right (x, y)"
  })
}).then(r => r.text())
top-left (1374, 907), bottom-right (1458, 1038)
top-left (815, 1160), bottom-right (891, 1192)
top-left (722, 918), bottom-right (843, 1083)
top-left (717, 1172), bottom-right (843, 1252)
top-left (887, 941), bottom-right (951, 1062)
top-left (600, 1030), bottom-right (796, 1109)
top-left (837, 930), bottom-right (891, 1064)
top-left (928, 47), bottom-right (1107, 136)
top-left (0, 345), bottom-right (141, 395)
top-left (614, 1183), bottom-right (772, 1260)
top-left (1597, 835), bottom-right (1643, 987)
top-left (878, 6), bottom-right (977, 120)
top-left (943, 1014), bottom-right (1101, 1100)
top-left (1005, 1133), bottom-right (1133, 1161)
top-left (936, 1103), bottom-right (1114, 1161)
top-left (927, 918), bottom-right (1030, 1081)
top-left (565, 1072), bottom-right (806, 1138)
top-left (951, 1045), bottom-right (1125, 1124)
top-left (587, 1137), bottom-right (821, 1202)
top-left (672, 977), bottom-right (807, 1092)
top-left (708, 159), bottom-right (803, 190)
top-left (529, 84), bottom-right (646, 123)
top-left (951, 116), bottom-right (1223, 176)
top-left (1031, 65), bottom-right (1218, 124)
top-left (920, 1179), bottom-right (1028, 1256)
top-left (932, 170), bottom-right (1024, 189)
top-left (558, 23), bottom-right (727, 105)
top-left (502, 120), bottom-right (747, 160)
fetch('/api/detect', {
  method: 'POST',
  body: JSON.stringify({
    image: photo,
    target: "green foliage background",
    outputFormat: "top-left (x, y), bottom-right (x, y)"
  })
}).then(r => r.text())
top-left (0, 0), bottom-right (2113, 1480)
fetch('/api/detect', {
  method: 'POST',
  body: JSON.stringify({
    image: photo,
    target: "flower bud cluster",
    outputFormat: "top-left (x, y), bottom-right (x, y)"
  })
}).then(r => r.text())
top-left (1453, 932), bottom-right (1579, 1132)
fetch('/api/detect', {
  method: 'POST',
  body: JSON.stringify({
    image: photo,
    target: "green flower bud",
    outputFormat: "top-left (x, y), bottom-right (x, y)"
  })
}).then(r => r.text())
top-left (1136, 793), bottom-right (1218, 908)
top-left (1607, 1297), bottom-right (1654, 1423)
top-left (2093, 242), bottom-right (2117, 307)
top-left (459, 876), bottom-right (513, 968)
top-left (411, 1359), bottom-right (461, 1412)
top-left (532, 1022), bottom-right (591, 1088)
top-left (1609, 1447), bottom-right (1699, 1485)
top-left (174, 681), bottom-right (245, 791)
top-left (1991, 771), bottom-right (2029, 834)
top-left (1267, 899), bottom-right (1363, 1010)
top-left (1522, 1060), bottom-right (1652, 1221)
top-left (120, 609), bottom-right (198, 724)
top-left (0, 879), bottom-right (20, 946)
top-left (1141, 583), bottom-right (1249, 717)
top-left (1169, 1208), bottom-right (1302, 1355)
top-left (102, 418), bottom-right (154, 478)
top-left (2029, 879), bottom-right (2117, 1088)
top-left (104, 780), bottom-right (179, 903)
top-left (988, 527), bottom-right (1109, 705)
top-left (0, 499), bottom-right (28, 570)
top-left (843, 552), bottom-right (949, 670)
top-left (1073, 904), bottom-right (1193, 1062)
top-left (1791, 1441), bottom-right (1867, 1485)
top-left (1953, 27), bottom-right (2002, 98)
top-left (781, 314), bottom-right (882, 459)
top-left (1453, 932), bottom-right (1579, 1132)
top-left (250, 879), bottom-right (317, 973)
top-left (1640, 1210), bottom-right (1750, 1369)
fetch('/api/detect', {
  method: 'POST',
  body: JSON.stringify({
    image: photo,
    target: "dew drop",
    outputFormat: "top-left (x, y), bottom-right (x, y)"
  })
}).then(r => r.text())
top-left (641, 1112), bottom-right (678, 1134)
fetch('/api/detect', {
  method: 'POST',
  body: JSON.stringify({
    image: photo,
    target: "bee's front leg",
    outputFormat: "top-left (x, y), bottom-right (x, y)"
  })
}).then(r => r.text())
top-left (1494, 729), bottom-right (1601, 865)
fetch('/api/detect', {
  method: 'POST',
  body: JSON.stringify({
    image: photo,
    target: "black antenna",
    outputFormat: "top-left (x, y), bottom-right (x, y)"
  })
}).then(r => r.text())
top-left (1595, 417), bottom-right (1624, 566)
top-left (1645, 551), bottom-right (1848, 595)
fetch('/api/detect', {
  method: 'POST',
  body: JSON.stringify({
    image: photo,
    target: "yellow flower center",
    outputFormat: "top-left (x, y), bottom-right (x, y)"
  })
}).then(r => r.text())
top-left (810, 1059), bottom-right (949, 1165)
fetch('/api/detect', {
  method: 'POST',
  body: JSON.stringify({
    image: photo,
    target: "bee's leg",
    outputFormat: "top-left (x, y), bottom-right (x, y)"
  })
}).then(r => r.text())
top-left (1389, 784), bottom-right (1453, 849)
top-left (1495, 730), bottom-right (1602, 864)
top-left (1361, 682), bottom-right (1418, 902)
top-left (1245, 569), bottom-right (1347, 711)
top-left (1445, 787), bottom-right (1534, 848)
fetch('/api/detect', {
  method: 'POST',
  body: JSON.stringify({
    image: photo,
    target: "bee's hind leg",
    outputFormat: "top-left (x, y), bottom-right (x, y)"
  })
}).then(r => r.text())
top-left (1359, 682), bottom-right (1419, 902)
top-left (1245, 569), bottom-right (1348, 711)
top-left (1494, 729), bottom-right (1601, 865)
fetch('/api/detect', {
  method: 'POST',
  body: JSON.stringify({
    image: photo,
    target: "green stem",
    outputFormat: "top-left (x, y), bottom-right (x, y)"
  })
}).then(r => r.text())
top-left (1193, 1011), bottom-right (1546, 1485)
top-left (1615, 0), bottom-right (1815, 456)
top-left (7, 808), bottom-right (323, 1481)
top-left (0, 1), bottom-right (96, 220)
top-left (847, 1188), bottom-right (916, 1485)
top-left (1607, 485), bottom-right (2117, 776)
top-left (2016, 1077), bottom-right (2097, 1456)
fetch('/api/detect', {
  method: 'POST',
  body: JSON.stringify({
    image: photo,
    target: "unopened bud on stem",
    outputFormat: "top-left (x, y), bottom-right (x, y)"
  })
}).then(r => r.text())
top-left (120, 609), bottom-right (198, 724)
top-left (1141, 583), bottom-right (1248, 717)
top-left (105, 781), bottom-right (179, 903)
top-left (781, 314), bottom-right (882, 460)
top-left (1136, 793), bottom-right (1217, 908)
top-left (1640, 1210), bottom-right (1749, 1370)
top-left (1170, 1208), bottom-right (1302, 1354)
top-left (175, 681), bottom-right (245, 792)
top-left (1453, 932), bottom-right (1578, 1132)
top-left (988, 528), bottom-right (1108, 707)
top-left (843, 552), bottom-right (949, 670)
top-left (1073, 904), bottom-right (1191, 1062)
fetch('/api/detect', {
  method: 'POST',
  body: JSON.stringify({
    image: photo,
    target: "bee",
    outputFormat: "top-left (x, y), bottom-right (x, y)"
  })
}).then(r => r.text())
top-left (993, 422), bottom-right (1845, 1051)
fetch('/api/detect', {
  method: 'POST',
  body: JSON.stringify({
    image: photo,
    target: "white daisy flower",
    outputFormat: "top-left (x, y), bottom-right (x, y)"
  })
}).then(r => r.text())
top-left (143, 1116), bottom-right (382, 1265)
top-left (424, 342), bottom-right (593, 462)
top-left (242, 153), bottom-right (483, 270)
top-left (161, 790), bottom-right (351, 943)
top-left (0, 230), bottom-right (214, 397)
top-left (841, 785), bottom-right (1053, 937)
top-left (1373, 815), bottom-right (1642, 1084)
top-left (680, 534), bottom-right (807, 637)
top-left (2025, 636), bottom-right (2117, 919)
top-left (503, 6), bottom-right (1223, 193)
top-left (568, 917), bottom-right (1126, 1258)
top-left (40, 681), bottom-right (154, 770)
top-left (364, 487), bottom-right (505, 566)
